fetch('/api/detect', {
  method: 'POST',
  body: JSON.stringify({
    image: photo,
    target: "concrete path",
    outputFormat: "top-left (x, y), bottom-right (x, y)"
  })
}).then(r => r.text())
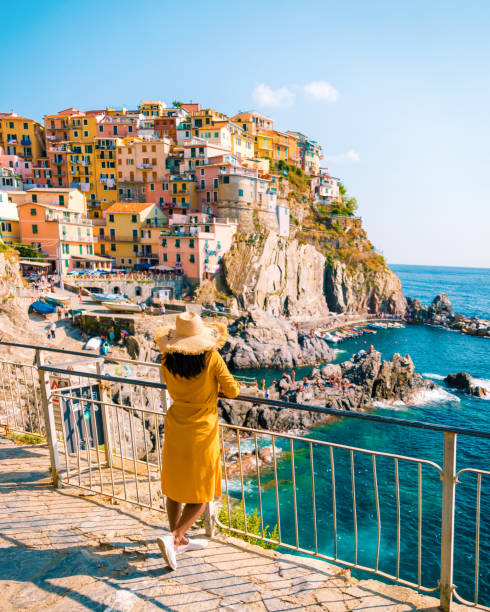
top-left (0, 436), bottom-right (475, 611)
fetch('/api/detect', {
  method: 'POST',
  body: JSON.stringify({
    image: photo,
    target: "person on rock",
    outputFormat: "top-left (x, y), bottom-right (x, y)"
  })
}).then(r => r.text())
top-left (155, 313), bottom-right (240, 570)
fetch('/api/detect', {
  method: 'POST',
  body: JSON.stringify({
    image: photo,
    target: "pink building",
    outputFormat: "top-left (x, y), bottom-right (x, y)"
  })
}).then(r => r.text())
top-left (97, 114), bottom-right (138, 139)
top-left (159, 216), bottom-right (237, 284)
top-left (0, 149), bottom-right (33, 184)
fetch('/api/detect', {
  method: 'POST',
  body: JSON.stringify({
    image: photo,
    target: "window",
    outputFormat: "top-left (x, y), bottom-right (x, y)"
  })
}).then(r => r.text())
top-left (32, 194), bottom-right (37, 202)
top-left (83, 118), bottom-right (88, 126)
top-left (73, 131), bottom-right (78, 137)
top-left (109, 214), bottom-right (114, 222)
top-left (200, 180), bottom-right (205, 189)
top-left (132, 229), bottom-right (138, 240)
top-left (83, 131), bottom-right (89, 137)
top-left (85, 145), bottom-right (92, 153)
top-left (32, 224), bottom-right (38, 234)
top-left (189, 239), bottom-right (194, 249)
top-left (175, 239), bottom-right (180, 248)
top-left (99, 125), bottom-right (103, 133)
top-left (59, 195), bottom-right (64, 206)
top-left (162, 238), bottom-right (166, 247)
top-left (79, 245), bottom-right (83, 255)
top-left (128, 125), bottom-right (133, 133)
top-left (24, 122), bottom-right (28, 130)
top-left (131, 215), bottom-right (137, 223)
top-left (163, 253), bottom-right (167, 262)
top-left (30, 208), bottom-right (37, 216)
top-left (238, 189), bottom-right (244, 197)
top-left (223, 176), bottom-right (229, 184)
top-left (189, 254), bottom-right (195, 263)
top-left (113, 126), bottom-right (118, 135)
top-left (100, 244), bottom-right (106, 255)
top-left (133, 244), bottom-right (138, 253)
top-left (213, 178), bottom-right (218, 189)
top-left (176, 253), bottom-right (181, 263)
top-left (111, 243), bottom-right (116, 251)
top-left (214, 132), bottom-right (219, 138)
top-left (150, 183), bottom-right (154, 191)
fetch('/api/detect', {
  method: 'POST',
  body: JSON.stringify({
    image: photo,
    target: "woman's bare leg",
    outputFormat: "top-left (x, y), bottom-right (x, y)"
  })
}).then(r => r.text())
top-left (172, 502), bottom-right (206, 549)
top-left (166, 497), bottom-right (182, 532)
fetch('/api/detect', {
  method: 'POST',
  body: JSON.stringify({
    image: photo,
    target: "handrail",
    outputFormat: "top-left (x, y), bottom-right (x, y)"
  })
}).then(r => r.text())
top-left (37, 362), bottom-right (490, 440)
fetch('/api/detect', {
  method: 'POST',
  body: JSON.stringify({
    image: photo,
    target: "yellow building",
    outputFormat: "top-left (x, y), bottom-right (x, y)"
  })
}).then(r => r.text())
top-left (94, 138), bottom-right (119, 208)
top-left (255, 129), bottom-right (274, 160)
top-left (169, 177), bottom-right (198, 211)
top-left (229, 123), bottom-right (255, 160)
top-left (0, 113), bottom-right (45, 162)
top-left (96, 202), bottom-right (166, 267)
top-left (138, 100), bottom-right (166, 117)
top-left (272, 130), bottom-right (299, 166)
top-left (0, 191), bottom-right (20, 243)
top-left (231, 111), bottom-right (274, 135)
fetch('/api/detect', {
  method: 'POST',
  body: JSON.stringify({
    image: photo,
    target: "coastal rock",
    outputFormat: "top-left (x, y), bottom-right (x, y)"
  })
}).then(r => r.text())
top-left (223, 231), bottom-right (330, 318)
top-left (221, 309), bottom-right (336, 369)
top-left (444, 372), bottom-right (488, 398)
top-left (221, 351), bottom-right (438, 432)
top-left (429, 293), bottom-right (454, 318)
top-left (324, 260), bottom-right (406, 315)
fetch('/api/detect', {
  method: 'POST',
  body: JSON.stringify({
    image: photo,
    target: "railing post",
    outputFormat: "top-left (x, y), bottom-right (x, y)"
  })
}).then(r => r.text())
top-left (440, 432), bottom-right (457, 611)
top-left (159, 366), bottom-right (170, 414)
top-left (36, 349), bottom-right (61, 488)
top-left (204, 501), bottom-right (216, 537)
top-left (96, 362), bottom-right (113, 467)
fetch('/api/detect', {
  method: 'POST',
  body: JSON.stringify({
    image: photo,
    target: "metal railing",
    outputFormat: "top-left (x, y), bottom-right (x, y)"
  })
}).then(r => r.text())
top-left (0, 340), bottom-right (488, 611)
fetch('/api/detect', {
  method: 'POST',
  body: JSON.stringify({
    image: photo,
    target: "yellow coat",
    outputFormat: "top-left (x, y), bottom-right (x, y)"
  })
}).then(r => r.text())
top-left (161, 350), bottom-right (240, 503)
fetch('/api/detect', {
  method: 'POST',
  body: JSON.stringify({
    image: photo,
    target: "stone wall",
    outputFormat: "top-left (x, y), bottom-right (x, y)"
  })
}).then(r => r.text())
top-left (217, 201), bottom-right (279, 233)
top-left (69, 278), bottom-right (185, 301)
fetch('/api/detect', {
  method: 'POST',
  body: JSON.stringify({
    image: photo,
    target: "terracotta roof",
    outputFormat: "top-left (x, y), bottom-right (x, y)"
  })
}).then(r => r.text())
top-left (103, 202), bottom-right (153, 214)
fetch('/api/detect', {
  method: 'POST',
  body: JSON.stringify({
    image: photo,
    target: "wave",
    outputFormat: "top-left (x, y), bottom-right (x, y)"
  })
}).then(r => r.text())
top-left (373, 387), bottom-right (460, 409)
top-left (424, 373), bottom-right (489, 400)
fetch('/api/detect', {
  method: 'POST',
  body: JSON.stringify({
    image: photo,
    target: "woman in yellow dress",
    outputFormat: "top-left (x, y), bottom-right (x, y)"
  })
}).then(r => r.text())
top-left (155, 312), bottom-right (240, 570)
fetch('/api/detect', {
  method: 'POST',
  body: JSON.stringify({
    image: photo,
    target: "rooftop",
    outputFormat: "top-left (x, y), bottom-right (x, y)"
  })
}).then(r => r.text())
top-left (104, 202), bottom-right (154, 214)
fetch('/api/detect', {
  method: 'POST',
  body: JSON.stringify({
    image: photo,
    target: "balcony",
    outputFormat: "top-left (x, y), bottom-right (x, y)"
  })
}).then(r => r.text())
top-left (21, 138), bottom-right (32, 146)
top-left (137, 163), bottom-right (153, 170)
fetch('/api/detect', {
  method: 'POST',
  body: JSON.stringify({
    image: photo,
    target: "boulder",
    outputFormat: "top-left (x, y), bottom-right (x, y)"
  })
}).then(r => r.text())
top-left (429, 293), bottom-right (454, 318)
top-left (444, 372), bottom-right (473, 391)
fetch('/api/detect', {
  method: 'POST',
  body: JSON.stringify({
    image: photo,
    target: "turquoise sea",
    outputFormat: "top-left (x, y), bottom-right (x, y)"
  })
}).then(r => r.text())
top-left (228, 265), bottom-right (490, 605)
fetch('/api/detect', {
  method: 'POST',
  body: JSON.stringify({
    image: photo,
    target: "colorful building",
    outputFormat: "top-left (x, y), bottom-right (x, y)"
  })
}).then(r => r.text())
top-left (0, 191), bottom-right (20, 243)
top-left (159, 215), bottom-right (237, 284)
top-left (117, 138), bottom-right (170, 202)
top-left (138, 100), bottom-right (166, 117)
top-left (96, 202), bottom-right (166, 267)
top-left (231, 111), bottom-right (274, 135)
top-left (17, 188), bottom-right (97, 272)
top-left (287, 131), bottom-right (323, 174)
top-left (0, 113), bottom-right (45, 162)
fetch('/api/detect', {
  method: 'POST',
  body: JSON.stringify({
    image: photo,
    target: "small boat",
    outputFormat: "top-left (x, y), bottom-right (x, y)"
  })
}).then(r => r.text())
top-left (369, 323), bottom-right (387, 330)
top-left (90, 292), bottom-right (127, 303)
top-left (30, 300), bottom-right (57, 315)
top-left (44, 295), bottom-right (70, 308)
top-left (323, 332), bottom-right (343, 344)
top-left (85, 336), bottom-right (102, 351)
top-left (104, 302), bottom-right (142, 313)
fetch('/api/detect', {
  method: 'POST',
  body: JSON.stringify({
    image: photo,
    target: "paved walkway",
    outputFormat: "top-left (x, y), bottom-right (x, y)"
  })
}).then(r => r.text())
top-left (0, 436), bottom-right (474, 611)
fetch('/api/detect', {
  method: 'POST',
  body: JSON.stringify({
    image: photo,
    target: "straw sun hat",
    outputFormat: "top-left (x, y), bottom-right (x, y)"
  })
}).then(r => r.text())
top-left (155, 312), bottom-right (228, 355)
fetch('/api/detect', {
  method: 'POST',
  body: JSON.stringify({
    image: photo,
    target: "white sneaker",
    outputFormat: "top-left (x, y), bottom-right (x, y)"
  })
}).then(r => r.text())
top-left (157, 534), bottom-right (178, 570)
top-left (178, 538), bottom-right (209, 554)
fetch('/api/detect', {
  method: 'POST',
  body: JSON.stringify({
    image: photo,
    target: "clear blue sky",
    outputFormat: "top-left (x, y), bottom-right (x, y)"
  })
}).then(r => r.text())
top-left (3, 0), bottom-right (489, 268)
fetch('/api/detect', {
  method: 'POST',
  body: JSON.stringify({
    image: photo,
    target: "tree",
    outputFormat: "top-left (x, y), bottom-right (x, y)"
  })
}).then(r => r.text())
top-left (13, 243), bottom-right (45, 260)
top-left (172, 100), bottom-right (183, 108)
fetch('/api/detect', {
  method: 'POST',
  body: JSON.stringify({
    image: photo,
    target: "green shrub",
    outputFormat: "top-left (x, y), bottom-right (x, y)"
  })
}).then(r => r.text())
top-left (218, 497), bottom-right (279, 549)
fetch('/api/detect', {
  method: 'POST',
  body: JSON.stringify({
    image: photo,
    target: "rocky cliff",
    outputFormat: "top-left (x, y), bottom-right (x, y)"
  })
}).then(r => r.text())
top-left (223, 231), bottom-right (329, 318)
top-left (325, 260), bottom-right (406, 314)
top-left (221, 309), bottom-right (336, 369)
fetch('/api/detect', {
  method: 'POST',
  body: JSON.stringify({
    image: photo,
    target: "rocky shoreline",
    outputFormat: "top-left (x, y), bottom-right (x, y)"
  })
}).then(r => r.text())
top-left (219, 349), bottom-right (439, 432)
top-left (406, 292), bottom-right (490, 338)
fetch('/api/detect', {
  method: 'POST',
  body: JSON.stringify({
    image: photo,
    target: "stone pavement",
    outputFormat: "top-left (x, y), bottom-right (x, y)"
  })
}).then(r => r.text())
top-left (0, 436), bottom-right (475, 611)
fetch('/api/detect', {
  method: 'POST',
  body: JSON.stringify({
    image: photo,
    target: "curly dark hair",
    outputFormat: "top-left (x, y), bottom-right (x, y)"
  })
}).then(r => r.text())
top-left (163, 351), bottom-right (208, 379)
